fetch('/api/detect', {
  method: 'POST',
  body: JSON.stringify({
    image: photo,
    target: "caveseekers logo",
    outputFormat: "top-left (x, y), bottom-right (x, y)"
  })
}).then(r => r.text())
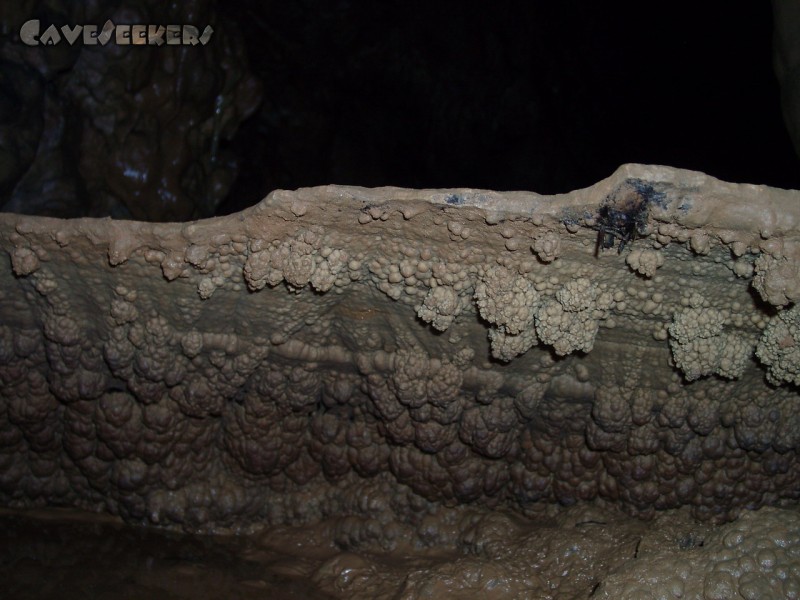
top-left (19, 19), bottom-right (213, 46)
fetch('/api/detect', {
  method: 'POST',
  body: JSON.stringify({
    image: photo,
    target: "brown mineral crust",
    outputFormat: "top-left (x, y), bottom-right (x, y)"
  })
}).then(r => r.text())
top-left (592, 506), bottom-right (800, 599)
top-left (2, 163), bottom-right (800, 543)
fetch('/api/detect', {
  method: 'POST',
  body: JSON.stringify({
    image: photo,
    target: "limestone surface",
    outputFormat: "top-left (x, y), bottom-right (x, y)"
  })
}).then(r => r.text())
top-left (2, 164), bottom-right (800, 597)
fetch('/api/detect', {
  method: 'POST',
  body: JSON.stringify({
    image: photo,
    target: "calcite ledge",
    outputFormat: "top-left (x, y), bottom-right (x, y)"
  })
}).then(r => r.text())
top-left (1, 163), bottom-right (800, 541)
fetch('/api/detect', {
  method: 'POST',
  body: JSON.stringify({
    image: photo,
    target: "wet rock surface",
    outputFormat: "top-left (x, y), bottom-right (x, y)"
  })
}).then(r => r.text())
top-left (2, 164), bottom-right (800, 597)
top-left (3, 504), bottom-right (800, 599)
top-left (1, 507), bottom-right (333, 600)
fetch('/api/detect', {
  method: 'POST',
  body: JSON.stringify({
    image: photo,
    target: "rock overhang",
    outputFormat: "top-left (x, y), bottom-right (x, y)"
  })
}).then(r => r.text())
top-left (1, 163), bottom-right (800, 533)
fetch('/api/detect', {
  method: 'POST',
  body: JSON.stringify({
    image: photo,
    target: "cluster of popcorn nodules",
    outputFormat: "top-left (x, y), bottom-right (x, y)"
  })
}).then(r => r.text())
top-left (473, 265), bottom-right (611, 360)
top-left (242, 227), bottom-right (625, 364)
top-left (668, 295), bottom-right (753, 382)
top-left (243, 226), bottom-right (352, 294)
top-left (5, 270), bottom-right (800, 532)
top-left (362, 238), bottom-right (616, 362)
top-left (4, 218), bottom-right (800, 532)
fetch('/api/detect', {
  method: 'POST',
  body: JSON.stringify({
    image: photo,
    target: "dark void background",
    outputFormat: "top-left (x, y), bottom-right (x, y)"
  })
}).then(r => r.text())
top-left (220, 2), bottom-right (799, 214)
top-left (2, 2), bottom-right (799, 220)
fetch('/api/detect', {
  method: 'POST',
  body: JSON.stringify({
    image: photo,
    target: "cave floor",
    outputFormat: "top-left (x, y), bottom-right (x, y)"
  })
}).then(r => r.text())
top-left (0, 508), bottom-right (338, 600)
top-left (3, 502), bottom-right (777, 600)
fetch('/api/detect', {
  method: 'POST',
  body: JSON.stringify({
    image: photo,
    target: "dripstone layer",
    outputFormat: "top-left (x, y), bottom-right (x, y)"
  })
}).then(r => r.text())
top-left (2, 164), bottom-right (800, 540)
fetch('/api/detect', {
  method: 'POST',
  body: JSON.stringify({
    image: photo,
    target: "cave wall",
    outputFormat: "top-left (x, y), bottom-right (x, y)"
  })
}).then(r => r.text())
top-left (1, 164), bottom-right (800, 533)
top-left (0, 0), bottom-right (261, 221)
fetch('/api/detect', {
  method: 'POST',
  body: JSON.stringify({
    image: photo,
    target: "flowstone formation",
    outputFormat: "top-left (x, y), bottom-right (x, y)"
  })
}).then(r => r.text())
top-left (3, 164), bottom-right (800, 597)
